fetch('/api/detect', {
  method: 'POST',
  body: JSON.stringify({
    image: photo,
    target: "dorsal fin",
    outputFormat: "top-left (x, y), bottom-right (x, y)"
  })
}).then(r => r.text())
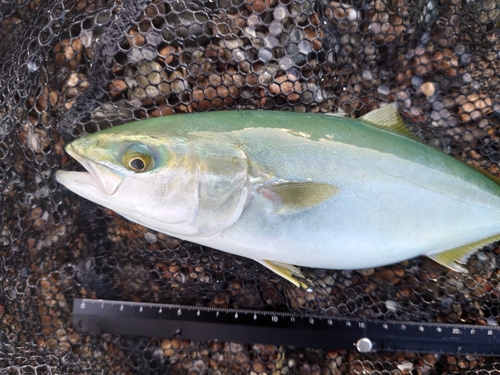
top-left (360, 104), bottom-right (423, 143)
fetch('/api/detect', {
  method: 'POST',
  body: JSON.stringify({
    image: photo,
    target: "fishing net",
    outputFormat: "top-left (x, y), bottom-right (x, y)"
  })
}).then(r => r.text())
top-left (1, 0), bottom-right (500, 373)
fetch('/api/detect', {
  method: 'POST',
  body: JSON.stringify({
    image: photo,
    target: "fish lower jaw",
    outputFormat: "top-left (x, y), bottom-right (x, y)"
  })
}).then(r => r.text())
top-left (56, 170), bottom-right (112, 198)
top-left (116, 212), bottom-right (205, 238)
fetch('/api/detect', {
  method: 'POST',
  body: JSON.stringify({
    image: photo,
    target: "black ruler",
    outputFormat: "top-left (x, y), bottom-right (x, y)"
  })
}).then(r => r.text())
top-left (73, 298), bottom-right (500, 355)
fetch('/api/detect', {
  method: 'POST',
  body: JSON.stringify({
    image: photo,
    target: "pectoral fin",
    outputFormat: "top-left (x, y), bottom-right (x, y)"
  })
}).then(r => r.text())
top-left (257, 259), bottom-right (312, 290)
top-left (361, 103), bottom-right (422, 143)
top-left (258, 182), bottom-right (338, 214)
top-left (427, 233), bottom-right (500, 272)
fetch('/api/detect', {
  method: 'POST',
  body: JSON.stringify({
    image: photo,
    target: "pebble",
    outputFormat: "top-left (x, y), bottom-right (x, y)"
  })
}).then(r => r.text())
top-left (164, 349), bottom-right (175, 356)
top-left (385, 300), bottom-right (398, 311)
top-left (273, 6), bottom-right (288, 20)
top-left (144, 232), bottom-right (157, 244)
top-left (377, 85), bottom-right (391, 96)
top-left (362, 70), bottom-right (373, 80)
top-left (162, 339), bottom-right (172, 349)
top-left (420, 82), bottom-right (436, 97)
top-left (146, 85), bottom-right (160, 98)
top-left (357, 268), bottom-right (374, 276)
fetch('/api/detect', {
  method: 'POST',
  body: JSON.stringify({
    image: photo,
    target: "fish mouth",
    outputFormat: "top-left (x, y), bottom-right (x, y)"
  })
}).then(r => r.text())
top-left (56, 143), bottom-right (124, 196)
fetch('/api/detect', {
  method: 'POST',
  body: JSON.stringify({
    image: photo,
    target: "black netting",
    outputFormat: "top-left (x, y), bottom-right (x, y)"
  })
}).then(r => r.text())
top-left (1, 0), bottom-right (500, 373)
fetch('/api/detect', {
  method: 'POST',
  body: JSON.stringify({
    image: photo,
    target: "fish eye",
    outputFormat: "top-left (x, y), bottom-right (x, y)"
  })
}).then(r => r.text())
top-left (129, 157), bottom-right (146, 172)
top-left (122, 146), bottom-right (154, 173)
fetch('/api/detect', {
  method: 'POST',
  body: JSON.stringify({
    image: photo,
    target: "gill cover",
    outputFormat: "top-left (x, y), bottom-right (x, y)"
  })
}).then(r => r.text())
top-left (186, 134), bottom-right (250, 236)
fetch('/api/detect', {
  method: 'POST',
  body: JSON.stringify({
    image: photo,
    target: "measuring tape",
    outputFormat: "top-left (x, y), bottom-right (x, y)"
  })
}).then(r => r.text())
top-left (73, 298), bottom-right (500, 355)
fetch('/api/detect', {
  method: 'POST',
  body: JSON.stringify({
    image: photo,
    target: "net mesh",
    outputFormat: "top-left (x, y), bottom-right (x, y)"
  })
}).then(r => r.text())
top-left (1, 0), bottom-right (500, 373)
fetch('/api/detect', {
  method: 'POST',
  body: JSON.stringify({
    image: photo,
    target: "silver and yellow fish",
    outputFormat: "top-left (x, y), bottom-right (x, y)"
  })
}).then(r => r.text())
top-left (56, 105), bottom-right (500, 288)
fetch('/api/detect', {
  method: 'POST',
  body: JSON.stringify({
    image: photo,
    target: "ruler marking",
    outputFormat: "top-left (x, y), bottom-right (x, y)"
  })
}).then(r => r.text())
top-left (77, 298), bottom-right (350, 321)
top-left (73, 298), bottom-right (500, 355)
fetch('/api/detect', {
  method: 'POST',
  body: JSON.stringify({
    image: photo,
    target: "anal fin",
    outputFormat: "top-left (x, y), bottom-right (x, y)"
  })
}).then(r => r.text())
top-left (257, 259), bottom-right (312, 290)
top-left (427, 233), bottom-right (500, 272)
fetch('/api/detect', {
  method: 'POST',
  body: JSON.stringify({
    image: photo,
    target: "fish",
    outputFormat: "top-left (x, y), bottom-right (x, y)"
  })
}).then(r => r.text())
top-left (56, 104), bottom-right (500, 288)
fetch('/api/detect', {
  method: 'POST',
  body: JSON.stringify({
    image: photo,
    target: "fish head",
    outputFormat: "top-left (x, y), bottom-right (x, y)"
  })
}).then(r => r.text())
top-left (56, 125), bottom-right (250, 237)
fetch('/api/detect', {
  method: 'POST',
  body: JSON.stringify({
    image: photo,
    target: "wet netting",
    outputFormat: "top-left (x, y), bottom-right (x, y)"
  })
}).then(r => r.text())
top-left (1, 0), bottom-right (500, 373)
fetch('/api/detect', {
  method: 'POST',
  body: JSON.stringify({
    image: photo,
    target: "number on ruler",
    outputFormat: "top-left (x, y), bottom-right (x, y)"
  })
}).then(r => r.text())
top-left (81, 302), bottom-right (85, 309)
top-left (309, 318), bottom-right (314, 324)
top-left (272, 316), bottom-right (278, 322)
top-left (235, 313), bottom-right (238, 319)
top-left (359, 322), bottom-right (365, 328)
top-left (120, 305), bottom-right (124, 311)
top-left (177, 309), bottom-right (181, 316)
top-left (139, 306), bottom-right (143, 312)
top-left (488, 330), bottom-right (493, 335)
top-left (452, 328), bottom-right (460, 334)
